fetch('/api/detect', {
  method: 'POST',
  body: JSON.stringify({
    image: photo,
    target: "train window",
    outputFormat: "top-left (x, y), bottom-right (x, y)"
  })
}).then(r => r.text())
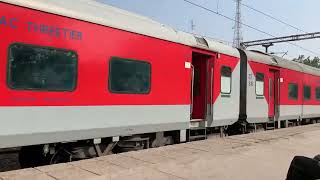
top-left (8, 43), bottom-right (77, 91)
top-left (221, 66), bottom-right (232, 94)
top-left (316, 87), bottom-right (320, 100)
top-left (288, 83), bottom-right (298, 100)
top-left (304, 85), bottom-right (311, 100)
top-left (109, 57), bottom-right (151, 94)
top-left (255, 73), bottom-right (264, 96)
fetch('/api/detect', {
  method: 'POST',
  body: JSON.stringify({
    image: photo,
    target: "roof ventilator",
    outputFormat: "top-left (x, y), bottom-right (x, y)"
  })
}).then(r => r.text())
top-left (271, 57), bottom-right (278, 64)
top-left (194, 36), bottom-right (209, 48)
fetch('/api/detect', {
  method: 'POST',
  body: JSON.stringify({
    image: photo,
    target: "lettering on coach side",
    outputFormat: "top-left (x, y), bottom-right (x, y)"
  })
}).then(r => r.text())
top-left (0, 16), bottom-right (17, 29)
top-left (0, 15), bottom-right (83, 41)
top-left (27, 22), bottom-right (83, 40)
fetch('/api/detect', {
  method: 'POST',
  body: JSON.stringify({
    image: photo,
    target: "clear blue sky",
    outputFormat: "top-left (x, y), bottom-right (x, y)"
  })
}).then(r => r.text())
top-left (98, 0), bottom-right (320, 59)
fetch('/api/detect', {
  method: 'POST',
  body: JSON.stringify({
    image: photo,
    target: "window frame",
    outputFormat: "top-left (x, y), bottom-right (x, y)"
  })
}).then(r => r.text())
top-left (255, 72), bottom-right (265, 96)
top-left (303, 85), bottom-right (311, 100)
top-left (316, 87), bottom-right (320, 100)
top-left (288, 83), bottom-right (299, 100)
top-left (7, 43), bottom-right (78, 92)
top-left (108, 57), bottom-right (152, 94)
top-left (220, 66), bottom-right (232, 94)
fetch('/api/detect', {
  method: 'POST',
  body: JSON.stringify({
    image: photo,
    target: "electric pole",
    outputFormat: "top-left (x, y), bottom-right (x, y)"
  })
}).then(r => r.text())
top-left (190, 20), bottom-right (196, 33)
top-left (233, 0), bottom-right (243, 48)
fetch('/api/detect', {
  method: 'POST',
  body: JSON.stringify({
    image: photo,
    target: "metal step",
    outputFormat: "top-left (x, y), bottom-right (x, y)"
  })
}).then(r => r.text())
top-left (189, 135), bottom-right (206, 141)
top-left (266, 126), bottom-right (275, 130)
top-left (190, 119), bottom-right (205, 122)
top-left (189, 119), bottom-right (206, 129)
top-left (190, 127), bottom-right (207, 130)
top-left (288, 121), bottom-right (295, 127)
top-left (266, 121), bottom-right (276, 130)
top-left (188, 127), bottom-right (207, 142)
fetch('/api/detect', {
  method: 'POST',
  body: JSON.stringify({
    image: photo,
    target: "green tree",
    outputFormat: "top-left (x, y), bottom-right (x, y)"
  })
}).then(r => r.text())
top-left (293, 55), bottom-right (320, 68)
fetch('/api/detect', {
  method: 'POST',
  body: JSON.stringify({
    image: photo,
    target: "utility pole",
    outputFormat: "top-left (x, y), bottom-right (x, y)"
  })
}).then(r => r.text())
top-left (190, 20), bottom-right (196, 33)
top-left (233, 0), bottom-right (243, 48)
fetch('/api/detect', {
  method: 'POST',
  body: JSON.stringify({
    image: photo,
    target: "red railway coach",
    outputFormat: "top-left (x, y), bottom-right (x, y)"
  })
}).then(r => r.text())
top-left (0, 0), bottom-right (242, 167)
top-left (244, 51), bottom-right (320, 129)
top-left (0, 0), bottom-right (319, 168)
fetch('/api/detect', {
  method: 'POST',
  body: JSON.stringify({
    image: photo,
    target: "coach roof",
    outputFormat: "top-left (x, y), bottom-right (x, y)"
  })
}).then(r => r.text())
top-left (272, 55), bottom-right (320, 76)
top-left (245, 50), bottom-right (277, 65)
top-left (298, 62), bottom-right (320, 76)
top-left (245, 50), bottom-right (320, 76)
top-left (1, 0), bottom-right (240, 58)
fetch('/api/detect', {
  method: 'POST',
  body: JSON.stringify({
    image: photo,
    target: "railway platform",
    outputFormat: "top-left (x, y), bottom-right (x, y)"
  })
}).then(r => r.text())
top-left (1, 124), bottom-right (320, 180)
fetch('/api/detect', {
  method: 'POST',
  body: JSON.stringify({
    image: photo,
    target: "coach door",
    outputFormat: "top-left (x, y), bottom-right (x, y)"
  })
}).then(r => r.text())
top-left (268, 69), bottom-right (280, 120)
top-left (191, 52), bottom-right (214, 123)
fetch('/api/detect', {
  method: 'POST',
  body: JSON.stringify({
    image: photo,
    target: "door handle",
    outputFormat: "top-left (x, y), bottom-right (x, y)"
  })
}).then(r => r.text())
top-left (190, 65), bottom-right (194, 116)
top-left (210, 67), bottom-right (213, 115)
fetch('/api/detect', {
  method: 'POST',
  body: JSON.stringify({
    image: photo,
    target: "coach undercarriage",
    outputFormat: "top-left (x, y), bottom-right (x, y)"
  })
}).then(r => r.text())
top-left (18, 131), bottom-right (180, 168)
top-left (13, 117), bottom-right (320, 169)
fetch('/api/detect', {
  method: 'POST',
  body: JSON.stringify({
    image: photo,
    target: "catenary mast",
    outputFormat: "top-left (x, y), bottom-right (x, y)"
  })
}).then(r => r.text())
top-left (233, 0), bottom-right (243, 48)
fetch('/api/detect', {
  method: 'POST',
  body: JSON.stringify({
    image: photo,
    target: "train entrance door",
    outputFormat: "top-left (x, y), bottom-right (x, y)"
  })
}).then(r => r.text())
top-left (268, 69), bottom-right (280, 120)
top-left (191, 52), bottom-right (214, 123)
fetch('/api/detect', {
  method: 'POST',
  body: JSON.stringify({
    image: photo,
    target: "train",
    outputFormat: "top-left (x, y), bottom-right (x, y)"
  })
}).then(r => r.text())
top-left (0, 0), bottom-right (320, 168)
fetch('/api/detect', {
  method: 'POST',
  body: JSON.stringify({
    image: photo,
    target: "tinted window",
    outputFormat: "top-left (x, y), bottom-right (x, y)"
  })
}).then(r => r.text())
top-left (221, 66), bottom-right (231, 94)
top-left (288, 83), bottom-right (298, 100)
top-left (304, 85), bottom-right (311, 100)
top-left (109, 57), bottom-right (151, 94)
top-left (8, 44), bottom-right (77, 91)
top-left (256, 73), bottom-right (264, 96)
top-left (316, 87), bottom-right (320, 100)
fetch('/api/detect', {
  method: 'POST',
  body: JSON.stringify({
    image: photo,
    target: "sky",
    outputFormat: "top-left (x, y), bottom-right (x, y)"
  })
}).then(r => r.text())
top-left (98, 0), bottom-right (320, 59)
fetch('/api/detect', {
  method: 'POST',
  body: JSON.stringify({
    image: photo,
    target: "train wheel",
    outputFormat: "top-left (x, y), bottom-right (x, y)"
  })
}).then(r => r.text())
top-left (49, 148), bottom-right (72, 164)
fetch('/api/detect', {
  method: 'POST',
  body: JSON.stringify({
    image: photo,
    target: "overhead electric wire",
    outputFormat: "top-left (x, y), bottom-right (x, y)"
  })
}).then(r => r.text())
top-left (232, 1), bottom-right (320, 56)
top-left (234, 0), bottom-right (307, 33)
top-left (230, 1), bottom-right (320, 57)
top-left (182, 0), bottom-right (274, 37)
top-left (181, 0), bottom-right (320, 56)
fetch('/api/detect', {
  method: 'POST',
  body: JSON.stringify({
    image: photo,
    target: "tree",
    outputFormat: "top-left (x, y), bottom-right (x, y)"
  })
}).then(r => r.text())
top-left (293, 55), bottom-right (320, 68)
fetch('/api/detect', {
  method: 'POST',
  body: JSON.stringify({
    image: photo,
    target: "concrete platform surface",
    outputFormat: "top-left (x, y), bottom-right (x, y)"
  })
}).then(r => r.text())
top-left (1, 124), bottom-right (320, 180)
